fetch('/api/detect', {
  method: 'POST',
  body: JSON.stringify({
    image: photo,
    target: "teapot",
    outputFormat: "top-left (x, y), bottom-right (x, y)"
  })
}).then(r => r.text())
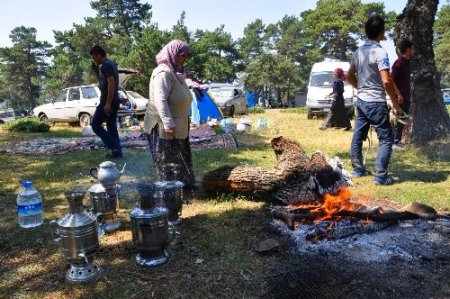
top-left (90, 161), bottom-right (126, 189)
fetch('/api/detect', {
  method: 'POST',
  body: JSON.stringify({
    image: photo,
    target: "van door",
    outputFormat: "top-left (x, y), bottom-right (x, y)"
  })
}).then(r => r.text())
top-left (64, 87), bottom-right (81, 121)
top-left (80, 86), bottom-right (99, 117)
top-left (47, 89), bottom-right (68, 120)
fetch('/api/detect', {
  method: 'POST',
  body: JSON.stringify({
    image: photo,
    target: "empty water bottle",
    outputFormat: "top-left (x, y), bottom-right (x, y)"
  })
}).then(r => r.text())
top-left (17, 180), bottom-right (43, 228)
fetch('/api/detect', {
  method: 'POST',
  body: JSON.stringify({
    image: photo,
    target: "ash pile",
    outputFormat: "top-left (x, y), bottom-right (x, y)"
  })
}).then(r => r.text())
top-left (202, 136), bottom-right (450, 263)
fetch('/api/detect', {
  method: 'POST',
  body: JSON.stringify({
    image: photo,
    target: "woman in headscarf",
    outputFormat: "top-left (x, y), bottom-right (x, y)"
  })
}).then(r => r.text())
top-left (143, 40), bottom-right (195, 191)
top-left (320, 68), bottom-right (352, 131)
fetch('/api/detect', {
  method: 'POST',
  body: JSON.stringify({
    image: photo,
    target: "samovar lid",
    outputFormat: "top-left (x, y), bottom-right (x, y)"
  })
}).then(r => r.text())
top-left (88, 183), bottom-right (120, 194)
top-left (99, 161), bottom-right (116, 168)
top-left (88, 184), bottom-right (106, 193)
top-left (154, 180), bottom-right (184, 190)
top-left (58, 213), bottom-right (96, 228)
top-left (129, 206), bottom-right (168, 219)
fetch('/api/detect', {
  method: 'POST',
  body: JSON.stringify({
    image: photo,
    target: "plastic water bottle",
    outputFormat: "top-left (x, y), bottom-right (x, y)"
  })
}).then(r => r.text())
top-left (17, 180), bottom-right (43, 228)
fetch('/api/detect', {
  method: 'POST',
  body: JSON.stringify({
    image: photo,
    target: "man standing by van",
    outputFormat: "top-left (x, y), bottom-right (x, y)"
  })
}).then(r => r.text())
top-left (392, 39), bottom-right (414, 149)
top-left (90, 45), bottom-right (123, 158)
top-left (347, 16), bottom-right (401, 185)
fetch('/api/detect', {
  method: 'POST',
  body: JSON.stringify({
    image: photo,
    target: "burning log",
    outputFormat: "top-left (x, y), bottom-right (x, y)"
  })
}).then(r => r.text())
top-left (304, 221), bottom-right (394, 241)
top-left (271, 208), bottom-right (420, 230)
top-left (202, 136), bottom-right (346, 205)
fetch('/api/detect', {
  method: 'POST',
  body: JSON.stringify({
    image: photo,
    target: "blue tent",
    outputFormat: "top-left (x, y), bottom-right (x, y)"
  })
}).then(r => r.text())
top-left (246, 92), bottom-right (256, 107)
top-left (190, 89), bottom-right (223, 125)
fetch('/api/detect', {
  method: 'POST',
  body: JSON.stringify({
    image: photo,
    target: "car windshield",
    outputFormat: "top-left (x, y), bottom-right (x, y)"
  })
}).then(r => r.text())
top-left (127, 91), bottom-right (146, 99)
top-left (209, 89), bottom-right (234, 98)
top-left (309, 72), bottom-right (334, 87)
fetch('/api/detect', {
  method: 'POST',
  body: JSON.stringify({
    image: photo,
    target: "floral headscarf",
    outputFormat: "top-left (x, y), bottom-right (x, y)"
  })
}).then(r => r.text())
top-left (156, 39), bottom-right (192, 83)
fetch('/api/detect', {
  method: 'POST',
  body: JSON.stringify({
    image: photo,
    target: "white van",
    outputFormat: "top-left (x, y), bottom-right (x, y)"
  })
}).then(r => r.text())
top-left (306, 61), bottom-right (355, 119)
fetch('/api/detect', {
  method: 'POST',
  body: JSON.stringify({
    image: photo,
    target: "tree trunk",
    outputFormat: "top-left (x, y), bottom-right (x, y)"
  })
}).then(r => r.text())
top-left (202, 136), bottom-right (344, 205)
top-left (394, 0), bottom-right (450, 145)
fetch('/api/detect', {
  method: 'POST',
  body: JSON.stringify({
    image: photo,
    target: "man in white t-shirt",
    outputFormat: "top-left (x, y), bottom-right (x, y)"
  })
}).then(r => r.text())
top-left (347, 16), bottom-right (402, 185)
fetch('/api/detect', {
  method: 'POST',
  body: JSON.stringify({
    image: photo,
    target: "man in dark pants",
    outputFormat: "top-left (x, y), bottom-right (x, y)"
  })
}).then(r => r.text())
top-left (392, 39), bottom-right (414, 149)
top-left (90, 45), bottom-right (123, 158)
top-left (347, 16), bottom-right (402, 185)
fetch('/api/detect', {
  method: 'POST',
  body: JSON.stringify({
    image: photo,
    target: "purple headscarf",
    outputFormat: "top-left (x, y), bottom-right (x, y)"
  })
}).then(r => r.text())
top-left (156, 39), bottom-right (192, 83)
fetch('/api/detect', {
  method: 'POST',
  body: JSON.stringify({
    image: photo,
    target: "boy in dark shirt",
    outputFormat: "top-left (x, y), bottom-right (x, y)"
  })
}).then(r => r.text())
top-left (90, 45), bottom-right (123, 158)
top-left (391, 39), bottom-right (415, 149)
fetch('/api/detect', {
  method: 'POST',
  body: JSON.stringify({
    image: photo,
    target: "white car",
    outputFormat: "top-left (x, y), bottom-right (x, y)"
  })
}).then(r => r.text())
top-left (33, 69), bottom-right (141, 127)
top-left (0, 108), bottom-right (23, 124)
top-left (126, 90), bottom-right (148, 114)
top-left (208, 87), bottom-right (247, 117)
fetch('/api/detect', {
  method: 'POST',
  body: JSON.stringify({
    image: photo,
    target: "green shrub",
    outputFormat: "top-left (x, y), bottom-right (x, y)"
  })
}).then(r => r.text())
top-left (4, 117), bottom-right (50, 132)
top-left (279, 107), bottom-right (307, 113)
top-left (248, 107), bottom-right (266, 114)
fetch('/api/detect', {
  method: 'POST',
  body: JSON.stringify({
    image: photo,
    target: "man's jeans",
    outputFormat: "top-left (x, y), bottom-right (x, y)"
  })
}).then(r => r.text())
top-left (92, 101), bottom-right (122, 150)
top-left (394, 100), bottom-right (410, 145)
top-left (351, 99), bottom-right (393, 179)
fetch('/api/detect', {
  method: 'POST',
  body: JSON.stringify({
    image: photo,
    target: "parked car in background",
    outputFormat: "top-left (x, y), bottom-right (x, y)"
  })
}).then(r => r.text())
top-left (125, 90), bottom-right (148, 116)
top-left (33, 69), bottom-right (139, 127)
top-left (306, 61), bottom-right (355, 119)
top-left (0, 108), bottom-right (22, 124)
top-left (208, 87), bottom-right (247, 117)
top-left (442, 88), bottom-right (450, 105)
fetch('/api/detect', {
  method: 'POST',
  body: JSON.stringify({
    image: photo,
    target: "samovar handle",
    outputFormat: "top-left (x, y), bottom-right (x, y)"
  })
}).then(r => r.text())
top-left (89, 168), bottom-right (98, 179)
top-left (49, 220), bottom-right (61, 242)
top-left (119, 163), bottom-right (127, 176)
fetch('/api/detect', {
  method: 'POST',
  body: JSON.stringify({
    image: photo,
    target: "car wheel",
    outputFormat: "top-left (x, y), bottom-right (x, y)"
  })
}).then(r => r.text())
top-left (79, 113), bottom-right (91, 128)
top-left (39, 114), bottom-right (49, 123)
top-left (229, 105), bottom-right (235, 117)
top-left (307, 110), bottom-right (313, 120)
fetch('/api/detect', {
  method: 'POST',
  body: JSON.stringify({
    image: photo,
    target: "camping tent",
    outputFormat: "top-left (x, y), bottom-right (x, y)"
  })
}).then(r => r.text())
top-left (246, 92), bottom-right (256, 107)
top-left (190, 88), bottom-right (223, 125)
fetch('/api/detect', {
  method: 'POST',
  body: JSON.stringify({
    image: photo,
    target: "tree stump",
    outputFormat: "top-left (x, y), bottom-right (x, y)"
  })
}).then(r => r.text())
top-left (202, 136), bottom-right (345, 205)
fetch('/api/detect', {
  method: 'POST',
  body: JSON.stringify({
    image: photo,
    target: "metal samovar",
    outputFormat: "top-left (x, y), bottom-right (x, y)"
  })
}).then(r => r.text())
top-left (154, 163), bottom-right (185, 241)
top-left (157, 163), bottom-right (184, 225)
top-left (88, 183), bottom-right (121, 233)
top-left (51, 191), bottom-right (102, 283)
top-left (129, 182), bottom-right (170, 268)
top-left (88, 161), bottom-right (125, 233)
top-left (89, 161), bottom-right (126, 190)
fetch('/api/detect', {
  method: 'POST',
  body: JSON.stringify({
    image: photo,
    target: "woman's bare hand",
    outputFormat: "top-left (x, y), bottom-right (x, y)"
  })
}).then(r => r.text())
top-left (165, 127), bottom-right (176, 138)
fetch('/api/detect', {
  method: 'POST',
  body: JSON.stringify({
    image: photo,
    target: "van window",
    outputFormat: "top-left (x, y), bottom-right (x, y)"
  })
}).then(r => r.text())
top-left (81, 87), bottom-right (98, 99)
top-left (55, 90), bottom-right (67, 103)
top-left (310, 72), bottom-right (333, 87)
top-left (68, 88), bottom-right (80, 101)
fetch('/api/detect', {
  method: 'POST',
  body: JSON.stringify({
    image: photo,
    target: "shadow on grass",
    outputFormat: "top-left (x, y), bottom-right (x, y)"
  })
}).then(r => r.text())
top-left (334, 141), bottom-right (450, 184)
top-left (1, 200), bottom-right (280, 299)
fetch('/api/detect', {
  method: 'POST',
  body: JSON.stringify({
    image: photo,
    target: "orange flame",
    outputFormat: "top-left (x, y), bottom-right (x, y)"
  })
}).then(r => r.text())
top-left (291, 186), bottom-right (359, 223)
top-left (312, 186), bottom-right (356, 222)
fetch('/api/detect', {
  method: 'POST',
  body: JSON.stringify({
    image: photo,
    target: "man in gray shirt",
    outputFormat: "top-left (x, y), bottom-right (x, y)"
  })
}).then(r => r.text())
top-left (347, 16), bottom-right (401, 185)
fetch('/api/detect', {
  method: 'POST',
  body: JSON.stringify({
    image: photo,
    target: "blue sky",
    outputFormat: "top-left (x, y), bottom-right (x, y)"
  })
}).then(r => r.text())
top-left (0, 1), bottom-right (441, 61)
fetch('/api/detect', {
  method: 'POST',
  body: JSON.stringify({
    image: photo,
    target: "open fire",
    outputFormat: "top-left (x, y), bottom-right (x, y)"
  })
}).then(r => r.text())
top-left (270, 186), bottom-right (429, 241)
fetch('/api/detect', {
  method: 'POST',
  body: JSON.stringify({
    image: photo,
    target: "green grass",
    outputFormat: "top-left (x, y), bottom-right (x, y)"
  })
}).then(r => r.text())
top-left (247, 107), bottom-right (266, 114)
top-left (0, 109), bottom-right (449, 298)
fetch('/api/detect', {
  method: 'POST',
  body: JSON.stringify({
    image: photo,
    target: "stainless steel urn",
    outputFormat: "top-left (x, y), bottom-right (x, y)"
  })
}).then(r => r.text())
top-left (52, 191), bottom-right (102, 283)
top-left (129, 183), bottom-right (170, 268)
top-left (88, 183), bottom-right (121, 233)
top-left (157, 163), bottom-right (184, 226)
